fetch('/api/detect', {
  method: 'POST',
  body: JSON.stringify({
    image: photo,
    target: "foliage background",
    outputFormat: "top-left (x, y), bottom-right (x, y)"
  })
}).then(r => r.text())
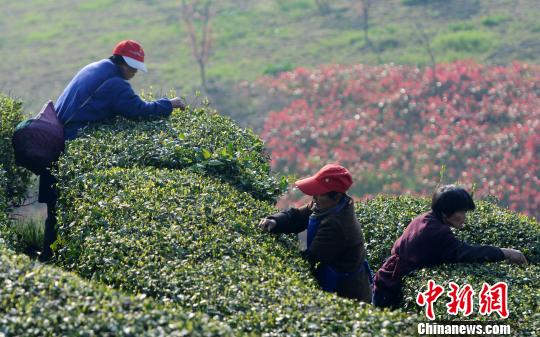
top-left (1, 0), bottom-right (540, 116)
top-left (260, 61), bottom-right (539, 218)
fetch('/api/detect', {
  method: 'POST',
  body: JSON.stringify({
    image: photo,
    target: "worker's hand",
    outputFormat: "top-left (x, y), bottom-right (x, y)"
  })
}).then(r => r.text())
top-left (259, 218), bottom-right (277, 232)
top-left (500, 248), bottom-right (528, 265)
top-left (170, 97), bottom-right (186, 110)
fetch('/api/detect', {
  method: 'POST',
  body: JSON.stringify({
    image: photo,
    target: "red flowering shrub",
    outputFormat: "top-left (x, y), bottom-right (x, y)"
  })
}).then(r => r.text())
top-left (260, 61), bottom-right (540, 219)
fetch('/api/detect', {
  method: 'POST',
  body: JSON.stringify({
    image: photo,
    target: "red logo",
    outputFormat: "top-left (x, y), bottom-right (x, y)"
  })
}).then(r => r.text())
top-left (446, 282), bottom-right (475, 316)
top-left (416, 280), bottom-right (509, 320)
top-left (416, 280), bottom-right (445, 320)
top-left (479, 282), bottom-right (509, 318)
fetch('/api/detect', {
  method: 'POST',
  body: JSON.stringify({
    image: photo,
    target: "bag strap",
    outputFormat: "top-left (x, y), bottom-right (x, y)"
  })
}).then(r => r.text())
top-left (63, 79), bottom-right (110, 126)
top-left (307, 197), bottom-right (349, 249)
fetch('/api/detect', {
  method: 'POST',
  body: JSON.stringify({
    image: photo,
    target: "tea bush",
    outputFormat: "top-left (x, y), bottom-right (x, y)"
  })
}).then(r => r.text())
top-left (0, 161), bottom-right (233, 336)
top-left (0, 94), bottom-right (31, 205)
top-left (0, 243), bottom-right (235, 337)
top-left (0, 162), bottom-right (34, 253)
top-left (55, 167), bottom-right (418, 336)
top-left (0, 167), bottom-right (12, 246)
top-left (0, 166), bottom-right (8, 226)
top-left (0, 165), bottom-right (21, 251)
top-left (403, 264), bottom-right (540, 336)
top-left (57, 107), bottom-right (285, 202)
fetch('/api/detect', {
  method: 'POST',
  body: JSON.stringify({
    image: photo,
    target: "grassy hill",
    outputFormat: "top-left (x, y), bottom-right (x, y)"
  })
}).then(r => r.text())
top-left (1, 0), bottom-right (540, 118)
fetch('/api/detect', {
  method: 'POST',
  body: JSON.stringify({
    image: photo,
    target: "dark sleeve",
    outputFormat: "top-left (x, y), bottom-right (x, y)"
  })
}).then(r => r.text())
top-left (268, 205), bottom-right (311, 234)
top-left (437, 230), bottom-right (505, 263)
top-left (108, 79), bottom-right (173, 119)
top-left (446, 242), bottom-right (505, 263)
top-left (307, 218), bottom-right (345, 266)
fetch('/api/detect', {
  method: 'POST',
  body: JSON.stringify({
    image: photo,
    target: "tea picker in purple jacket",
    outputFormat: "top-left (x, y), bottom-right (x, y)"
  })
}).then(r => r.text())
top-left (372, 184), bottom-right (528, 308)
top-left (38, 40), bottom-right (186, 262)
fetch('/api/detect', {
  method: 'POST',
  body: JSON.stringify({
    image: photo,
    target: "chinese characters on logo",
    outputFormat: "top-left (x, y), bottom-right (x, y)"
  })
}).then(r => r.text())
top-left (446, 282), bottom-right (474, 317)
top-left (416, 280), bottom-right (445, 320)
top-left (416, 280), bottom-right (509, 320)
top-left (479, 282), bottom-right (509, 318)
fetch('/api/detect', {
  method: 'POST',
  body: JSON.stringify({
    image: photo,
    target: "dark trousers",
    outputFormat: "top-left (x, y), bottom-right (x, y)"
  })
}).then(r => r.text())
top-left (372, 283), bottom-right (403, 309)
top-left (43, 202), bottom-right (57, 254)
top-left (39, 169), bottom-right (58, 259)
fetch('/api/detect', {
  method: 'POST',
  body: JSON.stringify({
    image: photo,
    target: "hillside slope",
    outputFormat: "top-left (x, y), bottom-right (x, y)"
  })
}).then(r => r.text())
top-left (1, 0), bottom-right (540, 116)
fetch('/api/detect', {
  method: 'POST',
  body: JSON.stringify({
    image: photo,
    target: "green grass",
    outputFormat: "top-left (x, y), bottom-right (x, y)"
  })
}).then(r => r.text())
top-left (433, 30), bottom-right (497, 53)
top-left (263, 62), bottom-right (295, 76)
top-left (275, 0), bottom-right (314, 13)
top-left (77, 0), bottom-right (115, 11)
top-left (24, 24), bottom-right (64, 43)
top-left (11, 216), bottom-right (44, 252)
top-left (481, 14), bottom-right (509, 27)
top-left (448, 21), bottom-right (477, 32)
top-left (1, 0), bottom-right (539, 119)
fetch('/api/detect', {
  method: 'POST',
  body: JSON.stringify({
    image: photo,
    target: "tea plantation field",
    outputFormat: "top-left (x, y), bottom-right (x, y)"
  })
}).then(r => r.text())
top-left (1, 94), bottom-right (538, 336)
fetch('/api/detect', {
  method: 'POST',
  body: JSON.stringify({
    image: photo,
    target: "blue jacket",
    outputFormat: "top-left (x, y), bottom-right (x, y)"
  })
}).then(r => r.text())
top-left (55, 59), bottom-right (173, 140)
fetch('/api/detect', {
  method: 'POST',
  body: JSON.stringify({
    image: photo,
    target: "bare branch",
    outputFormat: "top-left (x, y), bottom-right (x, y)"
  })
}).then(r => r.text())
top-left (180, 0), bottom-right (215, 90)
top-left (358, 0), bottom-right (382, 63)
top-left (413, 2), bottom-right (441, 98)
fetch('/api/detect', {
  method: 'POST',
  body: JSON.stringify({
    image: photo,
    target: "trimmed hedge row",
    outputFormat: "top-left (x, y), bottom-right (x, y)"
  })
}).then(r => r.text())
top-left (0, 132), bottom-right (233, 336)
top-left (56, 107), bottom-right (285, 202)
top-left (403, 264), bottom-right (540, 336)
top-left (0, 165), bottom-right (21, 251)
top-left (0, 166), bottom-right (8, 226)
top-left (55, 167), bottom-right (418, 336)
top-left (0, 165), bottom-right (19, 251)
top-left (0, 243), bottom-right (235, 337)
top-left (356, 196), bottom-right (540, 270)
top-left (0, 94), bottom-right (31, 205)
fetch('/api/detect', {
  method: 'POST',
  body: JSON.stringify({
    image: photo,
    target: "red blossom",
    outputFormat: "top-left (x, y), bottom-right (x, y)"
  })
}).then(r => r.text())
top-left (259, 61), bottom-right (540, 219)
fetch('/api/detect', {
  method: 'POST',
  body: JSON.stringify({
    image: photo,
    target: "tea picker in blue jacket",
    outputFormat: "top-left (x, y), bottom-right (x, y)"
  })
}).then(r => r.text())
top-left (38, 39), bottom-right (186, 262)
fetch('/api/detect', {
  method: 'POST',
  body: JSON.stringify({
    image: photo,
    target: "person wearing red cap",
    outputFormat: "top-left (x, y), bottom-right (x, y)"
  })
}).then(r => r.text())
top-left (259, 164), bottom-right (373, 302)
top-left (37, 40), bottom-right (186, 262)
top-left (55, 39), bottom-right (186, 140)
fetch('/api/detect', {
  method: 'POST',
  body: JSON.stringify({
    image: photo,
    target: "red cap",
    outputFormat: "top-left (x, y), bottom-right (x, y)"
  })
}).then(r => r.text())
top-left (112, 40), bottom-right (147, 72)
top-left (295, 164), bottom-right (353, 195)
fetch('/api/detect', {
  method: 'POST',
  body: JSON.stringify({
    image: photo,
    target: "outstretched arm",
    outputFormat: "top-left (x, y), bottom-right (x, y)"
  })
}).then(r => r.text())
top-left (259, 204), bottom-right (312, 234)
top-left (437, 229), bottom-right (505, 264)
top-left (108, 78), bottom-right (174, 119)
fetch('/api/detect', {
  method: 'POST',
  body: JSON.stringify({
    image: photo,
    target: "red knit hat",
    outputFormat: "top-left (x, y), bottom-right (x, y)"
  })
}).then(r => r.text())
top-left (295, 164), bottom-right (353, 196)
top-left (113, 40), bottom-right (147, 72)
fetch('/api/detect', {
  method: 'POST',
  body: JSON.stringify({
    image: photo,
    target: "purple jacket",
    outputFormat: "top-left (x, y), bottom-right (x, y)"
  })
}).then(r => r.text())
top-left (374, 211), bottom-right (504, 292)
